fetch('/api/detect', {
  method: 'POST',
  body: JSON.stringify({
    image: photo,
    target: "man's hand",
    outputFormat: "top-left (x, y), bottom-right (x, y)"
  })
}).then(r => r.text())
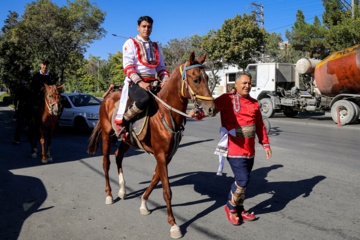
top-left (138, 81), bottom-right (151, 91)
top-left (265, 147), bottom-right (272, 160)
top-left (188, 109), bottom-right (205, 120)
top-left (160, 81), bottom-right (167, 88)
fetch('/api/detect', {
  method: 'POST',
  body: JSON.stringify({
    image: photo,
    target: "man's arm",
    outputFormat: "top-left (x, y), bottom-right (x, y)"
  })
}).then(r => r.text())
top-left (255, 102), bottom-right (271, 159)
top-left (123, 40), bottom-right (150, 91)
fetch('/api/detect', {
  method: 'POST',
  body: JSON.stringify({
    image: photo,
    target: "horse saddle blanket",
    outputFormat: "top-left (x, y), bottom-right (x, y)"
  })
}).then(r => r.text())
top-left (111, 99), bottom-right (150, 141)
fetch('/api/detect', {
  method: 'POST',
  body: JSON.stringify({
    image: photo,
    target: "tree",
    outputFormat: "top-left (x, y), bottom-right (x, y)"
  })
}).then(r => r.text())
top-left (285, 10), bottom-right (328, 59)
top-left (16, 0), bottom-right (106, 83)
top-left (0, 11), bottom-right (32, 94)
top-left (323, 1), bottom-right (360, 51)
top-left (107, 51), bottom-right (126, 87)
top-left (205, 14), bottom-right (267, 69)
top-left (161, 38), bottom-right (191, 73)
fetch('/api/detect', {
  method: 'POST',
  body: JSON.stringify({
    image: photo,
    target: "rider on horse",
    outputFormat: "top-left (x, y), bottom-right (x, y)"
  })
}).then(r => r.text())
top-left (30, 59), bottom-right (56, 108)
top-left (114, 16), bottom-right (170, 130)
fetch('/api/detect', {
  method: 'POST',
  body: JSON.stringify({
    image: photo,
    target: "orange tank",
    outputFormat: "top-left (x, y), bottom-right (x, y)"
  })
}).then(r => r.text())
top-left (314, 44), bottom-right (360, 97)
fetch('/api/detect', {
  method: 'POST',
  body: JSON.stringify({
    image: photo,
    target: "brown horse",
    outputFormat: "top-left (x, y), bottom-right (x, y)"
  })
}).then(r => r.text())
top-left (29, 84), bottom-right (62, 164)
top-left (87, 52), bottom-right (216, 238)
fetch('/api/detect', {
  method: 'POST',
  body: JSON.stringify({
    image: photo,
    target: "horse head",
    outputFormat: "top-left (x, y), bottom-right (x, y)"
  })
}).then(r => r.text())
top-left (181, 52), bottom-right (217, 117)
top-left (44, 84), bottom-right (63, 116)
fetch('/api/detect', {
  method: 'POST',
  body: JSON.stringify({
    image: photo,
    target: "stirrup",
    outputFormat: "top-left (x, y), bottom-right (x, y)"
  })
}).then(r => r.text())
top-left (224, 205), bottom-right (240, 225)
top-left (241, 210), bottom-right (255, 221)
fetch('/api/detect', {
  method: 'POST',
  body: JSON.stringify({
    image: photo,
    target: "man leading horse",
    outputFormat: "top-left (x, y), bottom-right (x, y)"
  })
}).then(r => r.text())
top-left (114, 16), bottom-right (170, 133)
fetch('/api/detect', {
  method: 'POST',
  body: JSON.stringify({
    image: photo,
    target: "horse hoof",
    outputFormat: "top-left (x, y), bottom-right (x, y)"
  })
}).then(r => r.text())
top-left (170, 224), bottom-right (182, 239)
top-left (105, 196), bottom-right (113, 205)
top-left (139, 207), bottom-right (150, 215)
top-left (31, 153), bottom-right (37, 158)
top-left (118, 189), bottom-right (126, 199)
top-left (47, 157), bottom-right (53, 162)
top-left (41, 159), bottom-right (48, 164)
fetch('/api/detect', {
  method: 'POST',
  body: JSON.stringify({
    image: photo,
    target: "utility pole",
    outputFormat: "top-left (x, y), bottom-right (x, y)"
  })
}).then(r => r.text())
top-left (352, 0), bottom-right (355, 18)
top-left (248, 2), bottom-right (264, 29)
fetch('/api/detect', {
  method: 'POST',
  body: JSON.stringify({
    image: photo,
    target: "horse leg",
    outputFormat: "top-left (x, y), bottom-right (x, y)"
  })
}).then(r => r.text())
top-left (102, 130), bottom-right (113, 204)
top-left (157, 155), bottom-right (182, 239)
top-left (40, 129), bottom-right (47, 164)
top-left (115, 141), bottom-right (130, 199)
top-left (139, 164), bottom-right (161, 215)
top-left (46, 127), bottom-right (54, 162)
top-left (28, 124), bottom-right (38, 158)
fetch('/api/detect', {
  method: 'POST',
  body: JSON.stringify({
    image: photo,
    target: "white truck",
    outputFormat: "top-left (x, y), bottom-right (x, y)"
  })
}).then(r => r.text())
top-left (245, 45), bottom-right (360, 125)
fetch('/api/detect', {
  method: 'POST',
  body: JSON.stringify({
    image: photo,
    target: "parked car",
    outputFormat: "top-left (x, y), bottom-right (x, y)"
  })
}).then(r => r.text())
top-left (59, 93), bottom-right (101, 130)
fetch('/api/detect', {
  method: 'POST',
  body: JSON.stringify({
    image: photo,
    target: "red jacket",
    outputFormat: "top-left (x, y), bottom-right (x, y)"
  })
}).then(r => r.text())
top-left (214, 93), bottom-right (270, 158)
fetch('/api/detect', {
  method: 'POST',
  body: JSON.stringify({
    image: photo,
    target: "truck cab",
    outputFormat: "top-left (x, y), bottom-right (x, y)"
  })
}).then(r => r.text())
top-left (246, 62), bottom-right (319, 118)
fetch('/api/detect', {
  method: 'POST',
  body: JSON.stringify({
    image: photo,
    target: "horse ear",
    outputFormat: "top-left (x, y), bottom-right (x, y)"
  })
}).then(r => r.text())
top-left (44, 83), bottom-right (49, 89)
top-left (57, 85), bottom-right (64, 89)
top-left (189, 51), bottom-right (195, 65)
top-left (198, 52), bottom-right (207, 64)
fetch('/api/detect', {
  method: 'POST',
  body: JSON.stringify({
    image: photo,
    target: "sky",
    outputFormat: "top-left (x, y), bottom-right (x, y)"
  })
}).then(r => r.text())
top-left (0, 0), bottom-right (326, 60)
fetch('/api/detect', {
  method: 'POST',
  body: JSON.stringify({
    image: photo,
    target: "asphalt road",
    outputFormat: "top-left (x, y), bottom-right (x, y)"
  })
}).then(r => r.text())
top-left (1, 103), bottom-right (360, 240)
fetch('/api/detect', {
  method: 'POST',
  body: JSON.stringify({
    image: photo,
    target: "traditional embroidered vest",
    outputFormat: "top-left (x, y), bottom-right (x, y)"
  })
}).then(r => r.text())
top-left (130, 37), bottom-right (160, 68)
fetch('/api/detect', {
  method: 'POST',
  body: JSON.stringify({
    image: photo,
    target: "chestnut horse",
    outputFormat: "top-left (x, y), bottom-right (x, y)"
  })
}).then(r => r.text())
top-left (87, 52), bottom-right (216, 238)
top-left (29, 84), bottom-right (62, 164)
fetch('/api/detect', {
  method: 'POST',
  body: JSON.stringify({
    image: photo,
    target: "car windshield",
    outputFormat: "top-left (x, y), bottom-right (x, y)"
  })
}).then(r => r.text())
top-left (68, 95), bottom-right (101, 107)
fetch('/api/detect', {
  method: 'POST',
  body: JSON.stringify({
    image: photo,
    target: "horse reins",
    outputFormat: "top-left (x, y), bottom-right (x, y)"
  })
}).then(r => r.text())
top-left (149, 61), bottom-right (214, 118)
top-left (45, 92), bottom-right (60, 115)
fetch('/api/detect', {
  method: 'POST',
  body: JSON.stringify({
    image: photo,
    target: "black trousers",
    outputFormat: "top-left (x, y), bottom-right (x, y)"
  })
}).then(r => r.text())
top-left (128, 82), bottom-right (151, 110)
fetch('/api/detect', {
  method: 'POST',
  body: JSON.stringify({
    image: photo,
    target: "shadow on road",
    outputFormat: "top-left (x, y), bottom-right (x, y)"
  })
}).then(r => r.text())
top-left (125, 165), bottom-right (325, 239)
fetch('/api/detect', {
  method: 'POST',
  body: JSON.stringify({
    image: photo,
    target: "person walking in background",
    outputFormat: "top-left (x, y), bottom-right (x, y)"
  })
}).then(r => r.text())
top-left (102, 83), bottom-right (115, 99)
top-left (12, 79), bottom-right (32, 144)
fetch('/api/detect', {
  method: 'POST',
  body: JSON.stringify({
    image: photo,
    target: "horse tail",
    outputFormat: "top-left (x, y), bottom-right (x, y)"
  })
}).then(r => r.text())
top-left (87, 121), bottom-right (102, 154)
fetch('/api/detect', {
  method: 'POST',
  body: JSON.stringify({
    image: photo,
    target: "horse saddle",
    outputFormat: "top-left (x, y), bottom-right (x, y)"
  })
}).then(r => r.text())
top-left (111, 99), bottom-right (150, 141)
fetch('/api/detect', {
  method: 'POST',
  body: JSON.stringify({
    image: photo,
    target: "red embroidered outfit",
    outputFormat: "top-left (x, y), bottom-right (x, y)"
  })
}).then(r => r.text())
top-left (214, 92), bottom-right (270, 158)
top-left (115, 35), bottom-right (170, 123)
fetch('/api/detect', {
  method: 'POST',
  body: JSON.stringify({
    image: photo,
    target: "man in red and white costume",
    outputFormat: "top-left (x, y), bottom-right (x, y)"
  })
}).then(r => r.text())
top-left (114, 16), bottom-right (170, 128)
top-left (190, 71), bottom-right (272, 225)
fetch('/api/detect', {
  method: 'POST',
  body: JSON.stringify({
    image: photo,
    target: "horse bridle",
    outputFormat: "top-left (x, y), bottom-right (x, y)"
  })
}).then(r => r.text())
top-left (45, 90), bottom-right (60, 115)
top-left (179, 61), bottom-right (214, 110)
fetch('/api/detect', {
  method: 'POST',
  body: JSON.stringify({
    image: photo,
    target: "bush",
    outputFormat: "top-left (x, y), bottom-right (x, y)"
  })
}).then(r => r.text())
top-left (0, 94), bottom-right (14, 105)
top-left (89, 92), bottom-right (105, 98)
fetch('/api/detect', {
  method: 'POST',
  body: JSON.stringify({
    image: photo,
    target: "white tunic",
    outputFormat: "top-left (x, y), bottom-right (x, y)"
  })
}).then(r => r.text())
top-left (116, 35), bottom-right (170, 120)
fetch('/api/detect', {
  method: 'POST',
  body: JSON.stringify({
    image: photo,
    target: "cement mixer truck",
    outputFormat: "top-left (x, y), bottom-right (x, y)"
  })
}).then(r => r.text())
top-left (245, 44), bottom-right (360, 125)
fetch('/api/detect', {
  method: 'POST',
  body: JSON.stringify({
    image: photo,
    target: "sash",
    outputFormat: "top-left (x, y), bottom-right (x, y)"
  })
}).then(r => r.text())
top-left (214, 127), bottom-right (236, 175)
top-left (117, 77), bottom-right (131, 120)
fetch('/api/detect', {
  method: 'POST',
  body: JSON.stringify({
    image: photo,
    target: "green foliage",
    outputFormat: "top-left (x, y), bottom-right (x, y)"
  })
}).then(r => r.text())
top-left (205, 14), bottom-right (267, 69)
top-left (0, 94), bottom-right (13, 105)
top-left (0, 0), bottom-right (106, 95)
top-left (286, 10), bottom-right (328, 59)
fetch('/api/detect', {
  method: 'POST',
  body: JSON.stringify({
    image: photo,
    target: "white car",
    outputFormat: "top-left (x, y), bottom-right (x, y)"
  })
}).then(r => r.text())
top-left (59, 93), bottom-right (101, 129)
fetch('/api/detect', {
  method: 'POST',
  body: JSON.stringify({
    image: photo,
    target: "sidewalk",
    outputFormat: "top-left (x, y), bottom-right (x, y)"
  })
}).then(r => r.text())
top-left (0, 101), bottom-right (15, 123)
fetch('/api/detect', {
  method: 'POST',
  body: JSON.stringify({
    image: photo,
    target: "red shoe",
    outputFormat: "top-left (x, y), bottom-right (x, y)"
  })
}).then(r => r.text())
top-left (224, 205), bottom-right (240, 225)
top-left (241, 210), bottom-right (255, 221)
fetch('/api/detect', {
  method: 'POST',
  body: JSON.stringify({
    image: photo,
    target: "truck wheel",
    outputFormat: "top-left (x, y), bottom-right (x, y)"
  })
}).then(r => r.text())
top-left (330, 100), bottom-right (355, 125)
top-left (260, 98), bottom-right (275, 118)
top-left (349, 102), bottom-right (360, 123)
top-left (283, 107), bottom-right (298, 118)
